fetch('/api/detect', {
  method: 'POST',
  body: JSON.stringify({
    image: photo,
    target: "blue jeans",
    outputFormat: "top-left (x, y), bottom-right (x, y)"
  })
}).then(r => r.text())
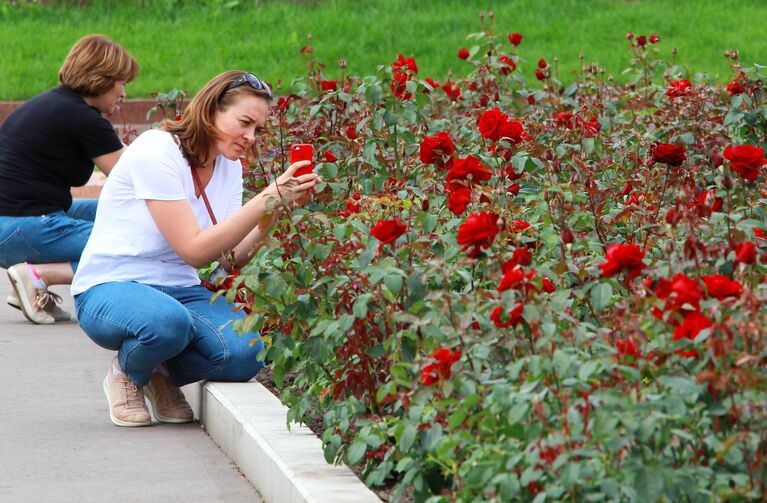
top-left (74, 282), bottom-right (264, 386)
top-left (0, 199), bottom-right (97, 271)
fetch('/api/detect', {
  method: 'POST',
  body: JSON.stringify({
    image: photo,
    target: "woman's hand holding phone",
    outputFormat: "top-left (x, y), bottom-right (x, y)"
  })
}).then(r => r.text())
top-left (267, 144), bottom-right (319, 207)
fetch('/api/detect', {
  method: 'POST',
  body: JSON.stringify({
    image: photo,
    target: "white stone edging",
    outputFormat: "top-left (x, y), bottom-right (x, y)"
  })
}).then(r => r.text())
top-left (181, 381), bottom-right (379, 503)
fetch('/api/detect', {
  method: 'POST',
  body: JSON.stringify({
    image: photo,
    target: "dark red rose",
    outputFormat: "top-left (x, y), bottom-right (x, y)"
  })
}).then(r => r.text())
top-left (652, 143), bottom-right (686, 167)
top-left (392, 53), bottom-right (418, 76)
top-left (537, 58), bottom-right (548, 69)
top-left (511, 246), bottom-right (533, 266)
top-left (665, 273), bottom-right (703, 312)
top-left (497, 266), bottom-right (525, 292)
top-left (423, 77), bottom-right (440, 93)
top-left (420, 132), bottom-right (456, 168)
top-left (420, 348), bottom-right (460, 385)
top-left (554, 112), bottom-right (577, 128)
top-left (491, 304), bottom-right (524, 328)
top-left (320, 80), bottom-right (338, 91)
top-left (508, 32), bottom-right (523, 46)
top-left (442, 81), bottom-right (461, 101)
top-left (371, 218), bottom-right (406, 245)
top-left (498, 55), bottom-right (516, 75)
top-left (582, 117), bottom-right (601, 137)
top-left (508, 219), bottom-right (531, 232)
top-left (702, 274), bottom-right (742, 300)
top-left (457, 212), bottom-right (500, 258)
top-left (665, 79), bottom-right (692, 99)
top-left (636, 35), bottom-right (647, 46)
top-left (508, 183), bottom-right (521, 195)
top-left (723, 145), bottom-right (766, 181)
top-left (447, 155), bottom-right (491, 186)
top-left (390, 71), bottom-right (412, 100)
top-left (345, 126), bottom-right (357, 140)
top-left (541, 277), bottom-right (556, 293)
top-left (458, 48), bottom-right (470, 60)
top-left (649, 34), bottom-right (661, 44)
top-left (497, 119), bottom-right (525, 144)
top-left (672, 312), bottom-right (712, 355)
top-left (344, 199), bottom-right (361, 215)
top-left (527, 95), bottom-right (536, 105)
top-left (446, 186), bottom-right (471, 215)
top-left (324, 151), bottom-right (337, 163)
top-left (726, 77), bottom-right (745, 96)
top-left (535, 68), bottom-right (546, 81)
top-left (478, 108), bottom-right (507, 140)
top-left (615, 337), bottom-right (640, 360)
top-left (734, 241), bottom-right (757, 264)
top-left (599, 243), bottom-right (646, 280)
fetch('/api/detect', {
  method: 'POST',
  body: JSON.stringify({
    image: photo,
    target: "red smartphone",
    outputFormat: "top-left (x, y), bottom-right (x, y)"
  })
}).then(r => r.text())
top-left (290, 144), bottom-right (314, 177)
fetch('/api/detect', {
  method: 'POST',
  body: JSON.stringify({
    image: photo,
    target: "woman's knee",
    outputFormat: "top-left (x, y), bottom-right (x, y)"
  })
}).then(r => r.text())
top-left (221, 337), bottom-right (265, 382)
top-left (136, 308), bottom-right (194, 354)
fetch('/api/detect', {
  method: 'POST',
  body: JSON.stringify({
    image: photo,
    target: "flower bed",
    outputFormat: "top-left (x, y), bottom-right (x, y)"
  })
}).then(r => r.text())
top-left (211, 22), bottom-right (767, 502)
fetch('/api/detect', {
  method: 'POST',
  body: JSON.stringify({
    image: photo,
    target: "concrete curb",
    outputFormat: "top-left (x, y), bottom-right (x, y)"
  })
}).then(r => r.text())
top-left (181, 381), bottom-right (380, 503)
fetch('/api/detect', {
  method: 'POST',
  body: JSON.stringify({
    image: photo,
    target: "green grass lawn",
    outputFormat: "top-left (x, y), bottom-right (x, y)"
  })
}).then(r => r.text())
top-left (1, 0), bottom-right (765, 100)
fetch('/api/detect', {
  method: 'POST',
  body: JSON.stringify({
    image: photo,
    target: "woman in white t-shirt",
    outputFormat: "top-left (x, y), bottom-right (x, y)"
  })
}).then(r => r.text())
top-left (71, 71), bottom-right (318, 427)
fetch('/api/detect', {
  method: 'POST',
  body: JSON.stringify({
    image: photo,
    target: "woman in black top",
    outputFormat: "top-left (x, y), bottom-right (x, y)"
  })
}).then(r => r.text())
top-left (0, 34), bottom-right (138, 324)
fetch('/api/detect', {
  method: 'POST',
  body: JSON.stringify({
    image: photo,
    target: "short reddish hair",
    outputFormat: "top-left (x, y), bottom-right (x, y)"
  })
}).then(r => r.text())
top-left (59, 34), bottom-right (139, 96)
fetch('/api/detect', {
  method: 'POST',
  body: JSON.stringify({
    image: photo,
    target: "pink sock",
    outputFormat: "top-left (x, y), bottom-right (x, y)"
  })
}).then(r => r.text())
top-left (26, 264), bottom-right (47, 289)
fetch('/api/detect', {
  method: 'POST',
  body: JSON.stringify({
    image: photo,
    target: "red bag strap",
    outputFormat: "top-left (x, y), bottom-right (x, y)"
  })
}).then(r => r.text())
top-left (191, 167), bottom-right (217, 225)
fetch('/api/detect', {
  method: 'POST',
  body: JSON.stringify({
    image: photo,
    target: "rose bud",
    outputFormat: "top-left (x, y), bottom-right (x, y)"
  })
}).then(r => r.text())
top-left (722, 174), bottom-right (734, 190)
top-left (561, 227), bottom-right (575, 244)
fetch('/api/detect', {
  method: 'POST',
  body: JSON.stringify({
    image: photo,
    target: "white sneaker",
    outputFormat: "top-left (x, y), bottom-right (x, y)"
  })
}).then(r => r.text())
top-left (7, 287), bottom-right (71, 321)
top-left (7, 264), bottom-right (55, 325)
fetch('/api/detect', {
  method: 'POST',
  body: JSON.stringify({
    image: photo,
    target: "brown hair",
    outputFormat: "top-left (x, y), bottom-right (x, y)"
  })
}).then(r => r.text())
top-left (59, 34), bottom-right (139, 97)
top-left (163, 70), bottom-right (273, 169)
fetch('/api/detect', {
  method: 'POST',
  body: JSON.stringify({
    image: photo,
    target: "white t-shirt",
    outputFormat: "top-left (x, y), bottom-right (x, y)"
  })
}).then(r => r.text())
top-left (71, 129), bottom-right (243, 295)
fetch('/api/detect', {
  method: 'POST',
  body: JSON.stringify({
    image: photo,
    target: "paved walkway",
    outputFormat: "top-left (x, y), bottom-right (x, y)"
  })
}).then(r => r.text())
top-left (0, 271), bottom-right (263, 502)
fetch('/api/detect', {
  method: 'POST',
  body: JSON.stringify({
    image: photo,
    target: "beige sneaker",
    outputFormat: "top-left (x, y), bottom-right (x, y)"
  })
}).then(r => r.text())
top-left (103, 364), bottom-right (152, 427)
top-left (144, 370), bottom-right (194, 423)
top-left (7, 264), bottom-right (55, 325)
top-left (7, 288), bottom-right (71, 322)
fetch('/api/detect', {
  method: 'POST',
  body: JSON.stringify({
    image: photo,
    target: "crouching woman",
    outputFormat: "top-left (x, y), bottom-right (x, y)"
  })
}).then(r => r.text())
top-left (71, 71), bottom-right (318, 427)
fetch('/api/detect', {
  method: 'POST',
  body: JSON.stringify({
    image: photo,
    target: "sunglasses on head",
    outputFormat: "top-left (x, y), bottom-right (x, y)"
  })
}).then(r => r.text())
top-left (226, 72), bottom-right (273, 99)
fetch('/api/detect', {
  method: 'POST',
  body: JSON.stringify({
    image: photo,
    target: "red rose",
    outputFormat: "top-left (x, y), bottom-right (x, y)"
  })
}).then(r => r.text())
top-left (527, 95), bottom-right (536, 105)
top-left (419, 132), bottom-right (456, 168)
top-left (320, 80), bottom-right (338, 92)
top-left (734, 241), bottom-right (757, 264)
top-left (672, 312), bottom-right (712, 354)
top-left (497, 266), bottom-right (525, 292)
top-left (754, 228), bottom-right (767, 240)
top-left (664, 273), bottom-right (703, 312)
top-left (392, 53), bottom-right (418, 76)
top-left (702, 274), bottom-right (742, 300)
top-left (652, 143), bottom-right (686, 167)
top-left (582, 117), bottom-right (601, 137)
top-left (511, 247), bottom-right (533, 266)
top-left (599, 243), bottom-right (646, 280)
top-left (345, 126), bottom-right (358, 140)
top-left (554, 112), bottom-right (577, 128)
top-left (324, 151), bottom-right (337, 163)
top-left (649, 34), bottom-right (661, 44)
top-left (537, 58), bottom-right (548, 69)
top-left (446, 155), bottom-right (491, 186)
top-left (457, 212), bottom-right (500, 258)
top-left (535, 68), bottom-right (546, 81)
top-left (615, 337), bottom-right (640, 360)
top-left (423, 77), bottom-right (440, 93)
top-left (490, 304), bottom-right (524, 328)
top-left (344, 199), bottom-right (361, 215)
top-left (636, 35), bottom-right (647, 46)
top-left (420, 348), bottom-right (461, 385)
top-left (508, 32), bottom-right (523, 46)
top-left (371, 218), bottom-right (406, 245)
top-left (478, 108), bottom-right (507, 140)
top-left (446, 186), bottom-right (471, 215)
top-left (508, 219), bottom-right (531, 232)
top-left (390, 71), bottom-right (412, 100)
top-left (458, 48), bottom-right (470, 60)
top-left (665, 79), bottom-right (692, 99)
top-left (723, 145), bottom-right (766, 181)
top-left (496, 119), bottom-right (525, 144)
top-left (498, 55), bottom-right (516, 75)
top-left (442, 81), bottom-right (461, 101)
top-left (541, 277), bottom-right (556, 293)
top-left (726, 78), bottom-right (745, 96)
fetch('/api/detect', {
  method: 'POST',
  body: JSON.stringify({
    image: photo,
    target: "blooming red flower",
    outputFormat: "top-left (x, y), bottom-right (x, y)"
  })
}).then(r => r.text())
top-left (672, 312), bottom-right (712, 356)
top-left (615, 337), bottom-right (641, 360)
top-left (734, 241), bottom-right (757, 264)
top-left (702, 274), bottom-right (742, 300)
top-left (508, 220), bottom-right (531, 232)
top-left (649, 34), bottom-right (661, 44)
top-left (508, 32), bottom-right (523, 46)
top-left (498, 55), bottom-right (516, 75)
top-left (497, 119), bottom-right (525, 144)
top-left (726, 77), bottom-right (745, 96)
top-left (420, 348), bottom-right (461, 386)
top-left (320, 80), bottom-right (338, 92)
top-left (636, 35), bottom-right (647, 46)
top-left (423, 77), bottom-right (440, 93)
top-left (345, 126), bottom-right (358, 140)
top-left (490, 304), bottom-right (524, 328)
top-left (457, 48), bottom-right (470, 60)
top-left (392, 53), bottom-right (418, 76)
top-left (582, 117), bottom-right (601, 137)
top-left (652, 143), bottom-right (686, 167)
top-left (324, 151), bottom-right (337, 163)
top-left (420, 132), bottom-right (456, 168)
top-left (723, 145), bottom-right (767, 181)
top-left (478, 108), bottom-right (507, 140)
top-left (497, 266), bottom-right (525, 292)
top-left (599, 243), bottom-right (646, 280)
top-left (390, 71), bottom-right (412, 100)
top-left (442, 81), bottom-right (461, 101)
top-left (510, 247), bottom-right (533, 266)
top-left (661, 274), bottom-right (703, 312)
top-left (457, 212), bottom-right (500, 258)
top-left (446, 186), bottom-right (471, 215)
top-left (754, 228), bottom-right (767, 240)
top-left (665, 79), bottom-right (692, 99)
top-left (446, 155), bottom-right (491, 186)
top-left (371, 218), bottom-right (406, 245)
top-left (554, 112), bottom-right (577, 128)
top-left (343, 199), bottom-right (361, 216)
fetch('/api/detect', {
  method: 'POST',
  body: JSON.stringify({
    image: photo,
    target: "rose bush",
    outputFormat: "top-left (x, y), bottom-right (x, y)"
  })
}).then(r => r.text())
top-left (212, 20), bottom-right (767, 503)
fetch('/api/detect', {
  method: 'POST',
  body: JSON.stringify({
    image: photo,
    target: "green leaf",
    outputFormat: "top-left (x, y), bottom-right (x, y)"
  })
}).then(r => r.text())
top-left (400, 424), bottom-right (417, 451)
top-left (635, 467), bottom-right (664, 503)
top-left (346, 439), bottom-right (367, 465)
top-left (590, 283), bottom-right (613, 311)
